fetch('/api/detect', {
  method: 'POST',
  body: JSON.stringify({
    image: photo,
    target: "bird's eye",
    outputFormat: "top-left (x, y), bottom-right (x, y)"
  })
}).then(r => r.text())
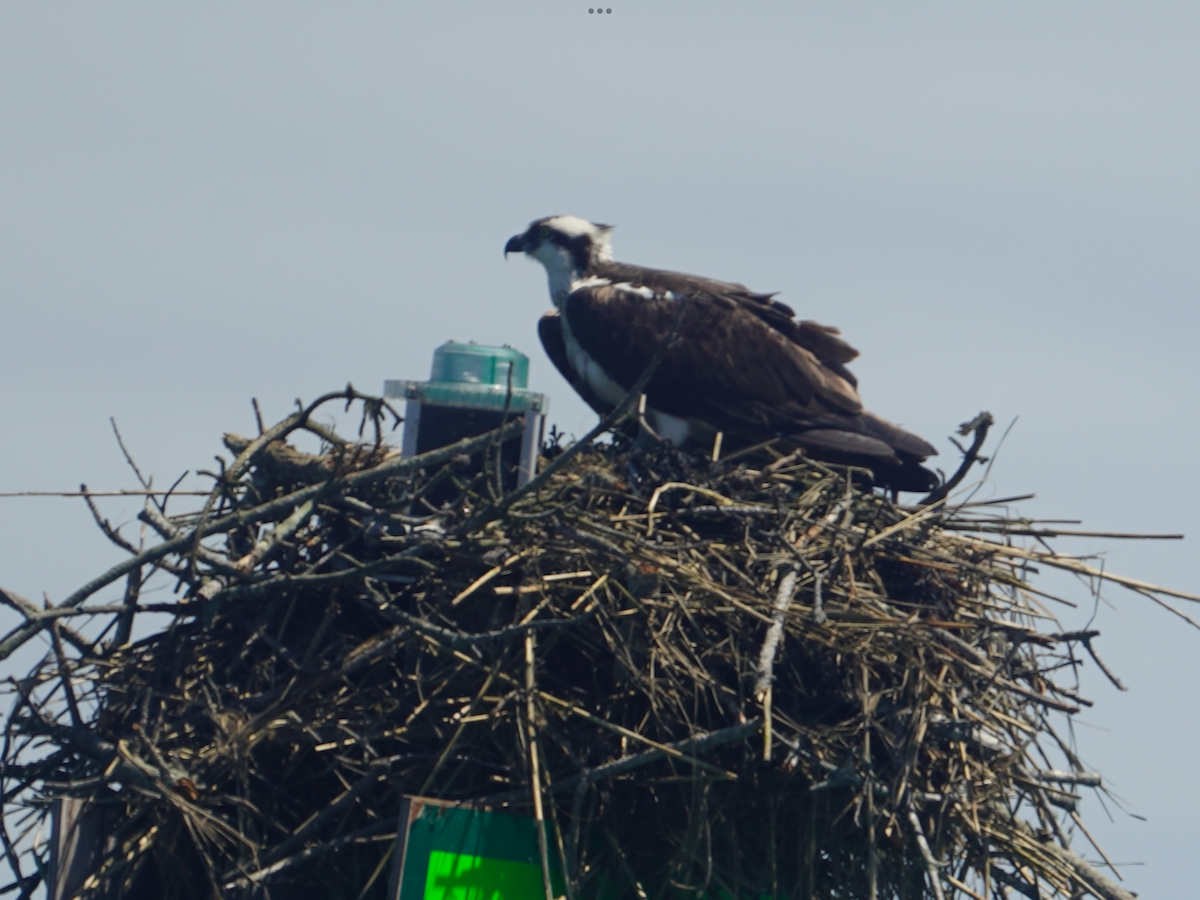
top-left (538, 225), bottom-right (552, 240)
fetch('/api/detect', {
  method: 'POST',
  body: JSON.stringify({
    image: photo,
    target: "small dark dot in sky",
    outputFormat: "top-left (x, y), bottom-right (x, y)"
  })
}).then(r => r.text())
top-left (607, 7), bottom-right (612, 12)
top-left (588, 8), bottom-right (593, 12)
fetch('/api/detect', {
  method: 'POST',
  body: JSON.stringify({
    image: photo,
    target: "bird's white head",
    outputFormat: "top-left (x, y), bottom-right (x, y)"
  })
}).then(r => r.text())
top-left (505, 215), bottom-right (614, 306)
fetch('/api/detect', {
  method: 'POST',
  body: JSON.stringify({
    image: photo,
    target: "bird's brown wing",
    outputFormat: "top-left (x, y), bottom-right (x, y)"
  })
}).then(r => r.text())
top-left (594, 261), bottom-right (862, 387)
top-left (564, 283), bottom-right (864, 430)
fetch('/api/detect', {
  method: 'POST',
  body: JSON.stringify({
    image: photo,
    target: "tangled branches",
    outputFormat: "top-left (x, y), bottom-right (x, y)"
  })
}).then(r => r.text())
top-left (0, 389), bottom-right (1185, 899)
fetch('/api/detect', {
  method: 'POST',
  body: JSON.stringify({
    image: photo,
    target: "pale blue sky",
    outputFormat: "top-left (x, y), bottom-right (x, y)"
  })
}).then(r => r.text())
top-left (2, 3), bottom-right (1198, 894)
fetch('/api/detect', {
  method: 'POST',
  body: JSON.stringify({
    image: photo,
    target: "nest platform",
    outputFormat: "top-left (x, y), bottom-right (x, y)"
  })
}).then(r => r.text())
top-left (1, 389), bottom-right (1185, 900)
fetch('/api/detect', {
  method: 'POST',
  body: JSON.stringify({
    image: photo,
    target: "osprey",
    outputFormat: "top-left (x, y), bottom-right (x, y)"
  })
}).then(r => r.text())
top-left (505, 215), bottom-right (938, 491)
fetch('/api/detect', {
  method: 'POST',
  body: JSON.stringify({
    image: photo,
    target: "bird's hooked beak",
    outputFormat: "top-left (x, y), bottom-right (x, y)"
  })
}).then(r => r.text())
top-left (504, 232), bottom-right (528, 258)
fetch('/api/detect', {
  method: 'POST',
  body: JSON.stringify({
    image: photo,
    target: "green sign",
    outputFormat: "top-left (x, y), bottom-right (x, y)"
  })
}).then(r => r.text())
top-left (392, 799), bottom-right (565, 900)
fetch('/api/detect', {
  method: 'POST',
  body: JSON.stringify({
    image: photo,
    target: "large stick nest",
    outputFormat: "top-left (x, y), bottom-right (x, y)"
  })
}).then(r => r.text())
top-left (0, 389), bottom-right (1174, 900)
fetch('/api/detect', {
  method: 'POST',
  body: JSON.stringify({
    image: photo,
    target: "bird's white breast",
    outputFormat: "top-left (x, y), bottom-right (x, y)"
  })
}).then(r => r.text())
top-left (561, 292), bottom-right (695, 446)
top-left (560, 314), bottom-right (628, 408)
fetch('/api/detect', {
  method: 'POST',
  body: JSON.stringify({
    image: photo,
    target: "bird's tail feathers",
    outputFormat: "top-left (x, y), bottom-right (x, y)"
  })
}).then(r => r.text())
top-left (859, 412), bottom-right (938, 461)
